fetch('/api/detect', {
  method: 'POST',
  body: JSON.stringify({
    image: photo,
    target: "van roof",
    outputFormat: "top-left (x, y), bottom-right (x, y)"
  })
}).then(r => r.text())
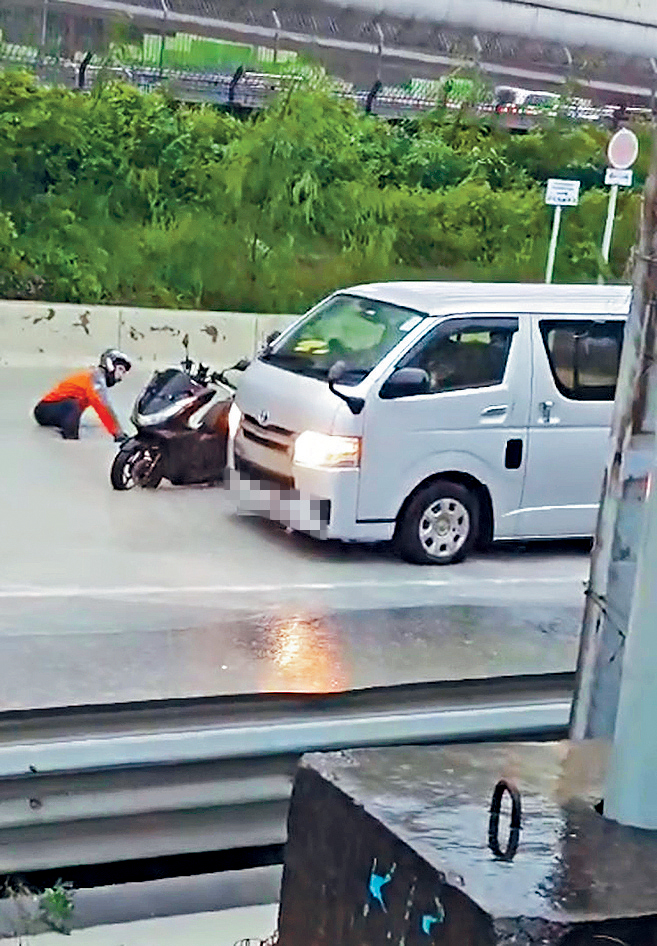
top-left (347, 281), bottom-right (632, 317)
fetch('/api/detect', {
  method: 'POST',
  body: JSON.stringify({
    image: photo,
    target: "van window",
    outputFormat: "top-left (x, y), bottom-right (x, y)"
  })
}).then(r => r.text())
top-left (539, 319), bottom-right (624, 401)
top-left (398, 318), bottom-right (517, 394)
top-left (260, 294), bottom-right (427, 384)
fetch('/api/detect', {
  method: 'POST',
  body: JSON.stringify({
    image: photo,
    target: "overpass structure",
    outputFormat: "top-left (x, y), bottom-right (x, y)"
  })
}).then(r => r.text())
top-left (331, 0), bottom-right (657, 59)
top-left (3, 0), bottom-right (657, 105)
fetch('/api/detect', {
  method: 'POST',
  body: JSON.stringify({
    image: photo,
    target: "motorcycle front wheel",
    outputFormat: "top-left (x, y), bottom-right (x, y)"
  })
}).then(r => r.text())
top-left (111, 440), bottom-right (163, 491)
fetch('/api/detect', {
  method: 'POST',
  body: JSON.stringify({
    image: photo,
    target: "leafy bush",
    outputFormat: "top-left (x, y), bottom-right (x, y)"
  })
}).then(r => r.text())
top-left (0, 68), bottom-right (640, 312)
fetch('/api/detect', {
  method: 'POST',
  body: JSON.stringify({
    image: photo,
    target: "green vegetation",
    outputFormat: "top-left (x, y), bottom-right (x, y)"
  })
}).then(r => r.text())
top-left (0, 69), bottom-right (643, 312)
top-left (2, 878), bottom-right (75, 942)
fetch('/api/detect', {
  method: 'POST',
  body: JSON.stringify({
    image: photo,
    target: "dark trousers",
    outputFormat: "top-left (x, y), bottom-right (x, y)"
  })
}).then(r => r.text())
top-left (34, 399), bottom-right (83, 439)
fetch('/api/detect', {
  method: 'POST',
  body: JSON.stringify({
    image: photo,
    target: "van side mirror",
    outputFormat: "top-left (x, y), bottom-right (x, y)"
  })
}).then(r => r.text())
top-left (328, 360), bottom-right (365, 415)
top-left (380, 367), bottom-right (430, 399)
top-left (327, 360), bottom-right (346, 383)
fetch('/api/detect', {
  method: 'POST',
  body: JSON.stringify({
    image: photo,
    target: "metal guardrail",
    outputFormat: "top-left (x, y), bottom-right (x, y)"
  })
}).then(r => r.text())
top-left (0, 673), bottom-right (573, 874)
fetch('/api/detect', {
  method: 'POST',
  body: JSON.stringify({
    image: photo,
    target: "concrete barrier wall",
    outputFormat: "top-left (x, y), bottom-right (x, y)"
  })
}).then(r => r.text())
top-left (0, 301), bottom-right (298, 368)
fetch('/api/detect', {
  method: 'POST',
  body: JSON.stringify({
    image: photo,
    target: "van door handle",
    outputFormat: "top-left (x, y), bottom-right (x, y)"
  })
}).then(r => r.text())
top-left (481, 405), bottom-right (508, 418)
top-left (539, 400), bottom-right (554, 423)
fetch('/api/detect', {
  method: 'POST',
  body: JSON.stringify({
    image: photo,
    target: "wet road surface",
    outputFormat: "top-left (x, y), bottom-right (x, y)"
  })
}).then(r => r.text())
top-left (0, 367), bottom-right (590, 708)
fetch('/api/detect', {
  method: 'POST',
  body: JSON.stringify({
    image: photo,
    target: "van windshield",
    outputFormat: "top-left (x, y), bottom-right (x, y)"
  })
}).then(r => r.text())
top-left (260, 294), bottom-right (427, 384)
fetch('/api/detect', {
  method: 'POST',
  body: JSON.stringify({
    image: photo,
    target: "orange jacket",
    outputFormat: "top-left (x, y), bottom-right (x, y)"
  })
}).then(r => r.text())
top-left (40, 368), bottom-right (121, 436)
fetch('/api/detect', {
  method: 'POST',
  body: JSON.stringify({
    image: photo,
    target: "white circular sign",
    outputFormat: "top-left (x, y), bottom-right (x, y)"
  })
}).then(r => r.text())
top-left (608, 128), bottom-right (639, 170)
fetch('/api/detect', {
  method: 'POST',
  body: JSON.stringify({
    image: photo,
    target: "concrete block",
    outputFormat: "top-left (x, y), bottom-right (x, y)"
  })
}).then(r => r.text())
top-left (0, 302), bottom-right (120, 367)
top-left (279, 741), bottom-right (657, 945)
top-left (0, 301), bottom-right (297, 368)
top-left (117, 308), bottom-right (296, 369)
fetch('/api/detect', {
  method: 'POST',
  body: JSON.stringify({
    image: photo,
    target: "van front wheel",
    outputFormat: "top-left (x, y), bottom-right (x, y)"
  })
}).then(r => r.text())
top-left (395, 481), bottom-right (479, 565)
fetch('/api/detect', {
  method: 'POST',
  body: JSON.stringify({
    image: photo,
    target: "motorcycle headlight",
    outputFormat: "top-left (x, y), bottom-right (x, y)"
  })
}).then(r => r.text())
top-left (228, 402), bottom-right (242, 439)
top-left (293, 431), bottom-right (361, 469)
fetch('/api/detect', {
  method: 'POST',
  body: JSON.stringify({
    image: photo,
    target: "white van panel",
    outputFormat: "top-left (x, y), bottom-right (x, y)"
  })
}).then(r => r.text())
top-left (518, 315), bottom-right (624, 538)
top-left (235, 359), bottom-right (341, 436)
top-left (356, 315), bottom-right (532, 534)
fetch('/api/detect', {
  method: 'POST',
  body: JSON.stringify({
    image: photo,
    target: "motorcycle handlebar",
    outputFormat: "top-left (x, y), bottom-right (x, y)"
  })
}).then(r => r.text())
top-left (181, 358), bottom-right (248, 389)
top-left (211, 370), bottom-right (235, 390)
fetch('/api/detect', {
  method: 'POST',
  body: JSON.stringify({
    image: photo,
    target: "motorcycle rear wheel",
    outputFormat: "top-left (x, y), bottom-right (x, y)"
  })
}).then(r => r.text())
top-left (111, 440), bottom-right (163, 491)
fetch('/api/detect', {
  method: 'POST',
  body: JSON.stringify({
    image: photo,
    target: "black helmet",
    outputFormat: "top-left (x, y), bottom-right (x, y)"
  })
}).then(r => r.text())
top-left (100, 349), bottom-right (131, 387)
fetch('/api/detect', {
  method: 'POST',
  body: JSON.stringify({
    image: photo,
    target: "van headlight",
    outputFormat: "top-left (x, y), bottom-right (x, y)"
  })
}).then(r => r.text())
top-left (293, 431), bottom-right (361, 469)
top-left (228, 402), bottom-right (242, 438)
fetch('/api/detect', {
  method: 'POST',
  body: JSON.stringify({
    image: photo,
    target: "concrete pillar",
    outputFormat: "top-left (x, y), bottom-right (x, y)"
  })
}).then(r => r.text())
top-left (605, 446), bottom-right (657, 827)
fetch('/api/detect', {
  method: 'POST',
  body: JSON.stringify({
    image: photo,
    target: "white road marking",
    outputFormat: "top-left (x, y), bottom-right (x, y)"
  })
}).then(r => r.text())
top-left (0, 576), bottom-right (584, 599)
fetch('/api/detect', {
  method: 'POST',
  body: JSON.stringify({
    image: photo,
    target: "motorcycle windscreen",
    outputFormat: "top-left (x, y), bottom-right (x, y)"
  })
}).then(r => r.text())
top-left (137, 369), bottom-right (203, 415)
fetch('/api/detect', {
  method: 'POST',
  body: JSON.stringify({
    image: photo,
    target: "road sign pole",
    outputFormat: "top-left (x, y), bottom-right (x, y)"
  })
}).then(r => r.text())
top-left (544, 179), bottom-right (579, 281)
top-left (545, 204), bottom-right (562, 284)
top-left (601, 183), bottom-right (619, 266)
top-left (597, 131), bottom-right (638, 284)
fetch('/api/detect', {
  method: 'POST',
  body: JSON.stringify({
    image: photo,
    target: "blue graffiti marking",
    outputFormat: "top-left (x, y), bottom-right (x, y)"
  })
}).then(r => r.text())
top-left (421, 915), bottom-right (438, 935)
top-left (421, 897), bottom-right (445, 935)
top-left (368, 859), bottom-right (396, 912)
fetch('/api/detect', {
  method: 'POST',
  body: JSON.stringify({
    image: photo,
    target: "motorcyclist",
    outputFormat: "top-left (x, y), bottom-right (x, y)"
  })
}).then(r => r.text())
top-left (33, 349), bottom-right (132, 441)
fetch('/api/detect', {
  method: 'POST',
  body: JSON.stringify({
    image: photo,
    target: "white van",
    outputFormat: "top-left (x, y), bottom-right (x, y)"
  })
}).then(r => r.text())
top-left (227, 282), bottom-right (631, 564)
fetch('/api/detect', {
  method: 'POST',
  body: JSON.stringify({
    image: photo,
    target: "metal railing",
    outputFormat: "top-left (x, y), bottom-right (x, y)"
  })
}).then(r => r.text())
top-left (0, 51), bottom-right (639, 123)
top-left (0, 672), bottom-right (574, 874)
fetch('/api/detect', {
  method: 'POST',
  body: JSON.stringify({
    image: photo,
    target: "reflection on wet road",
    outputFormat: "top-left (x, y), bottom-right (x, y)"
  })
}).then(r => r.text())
top-left (0, 601), bottom-right (580, 709)
top-left (0, 368), bottom-right (590, 709)
top-left (257, 615), bottom-right (349, 693)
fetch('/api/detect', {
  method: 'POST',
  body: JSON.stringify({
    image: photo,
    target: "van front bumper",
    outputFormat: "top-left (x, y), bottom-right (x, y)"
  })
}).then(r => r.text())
top-left (227, 455), bottom-right (393, 542)
top-left (227, 459), bottom-right (331, 538)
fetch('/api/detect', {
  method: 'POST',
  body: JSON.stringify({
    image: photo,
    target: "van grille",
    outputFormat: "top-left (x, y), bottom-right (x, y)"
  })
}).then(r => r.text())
top-left (235, 412), bottom-right (296, 484)
top-left (241, 413), bottom-right (294, 453)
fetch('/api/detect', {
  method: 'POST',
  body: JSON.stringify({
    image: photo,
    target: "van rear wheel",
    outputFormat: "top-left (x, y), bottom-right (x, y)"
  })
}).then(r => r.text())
top-left (395, 480), bottom-right (479, 565)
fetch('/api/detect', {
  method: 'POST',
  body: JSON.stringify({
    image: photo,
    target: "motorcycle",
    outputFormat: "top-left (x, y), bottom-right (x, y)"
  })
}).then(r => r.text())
top-left (110, 351), bottom-right (245, 491)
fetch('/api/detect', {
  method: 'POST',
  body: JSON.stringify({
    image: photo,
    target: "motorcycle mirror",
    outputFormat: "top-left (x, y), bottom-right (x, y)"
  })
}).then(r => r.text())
top-left (232, 358), bottom-right (250, 372)
top-left (181, 335), bottom-right (194, 372)
top-left (261, 331), bottom-right (280, 357)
